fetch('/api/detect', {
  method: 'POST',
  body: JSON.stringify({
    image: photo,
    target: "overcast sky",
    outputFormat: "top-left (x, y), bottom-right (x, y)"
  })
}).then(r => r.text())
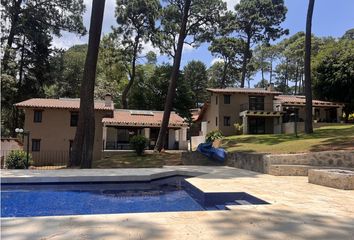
top-left (53, 0), bottom-right (354, 86)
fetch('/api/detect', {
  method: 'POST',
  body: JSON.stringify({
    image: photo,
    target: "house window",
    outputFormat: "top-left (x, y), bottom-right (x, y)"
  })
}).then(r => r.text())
top-left (224, 116), bottom-right (231, 126)
top-left (33, 110), bottom-right (42, 123)
top-left (32, 139), bottom-right (41, 152)
top-left (70, 112), bottom-right (79, 127)
top-left (216, 96), bottom-right (218, 105)
top-left (216, 117), bottom-right (218, 126)
top-left (249, 96), bottom-right (264, 110)
top-left (224, 95), bottom-right (231, 104)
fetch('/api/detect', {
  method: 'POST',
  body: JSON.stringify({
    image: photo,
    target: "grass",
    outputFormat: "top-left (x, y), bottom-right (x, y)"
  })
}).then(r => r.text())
top-left (93, 151), bottom-right (183, 168)
top-left (222, 124), bottom-right (354, 154)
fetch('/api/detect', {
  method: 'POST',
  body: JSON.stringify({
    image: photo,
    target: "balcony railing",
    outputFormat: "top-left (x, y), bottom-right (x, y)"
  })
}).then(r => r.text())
top-left (240, 103), bottom-right (281, 112)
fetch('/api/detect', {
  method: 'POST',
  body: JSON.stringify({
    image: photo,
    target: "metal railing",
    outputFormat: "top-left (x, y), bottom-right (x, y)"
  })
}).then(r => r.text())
top-left (1, 150), bottom-right (69, 170)
top-left (240, 103), bottom-right (281, 112)
top-left (105, 141), bottom-right (131, 150)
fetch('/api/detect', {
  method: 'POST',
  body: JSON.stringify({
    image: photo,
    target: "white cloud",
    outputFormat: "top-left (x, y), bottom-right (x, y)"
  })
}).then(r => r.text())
top-left (183, 43), bottom-right (195, 52)
top-left (141, 41), bottom-right (160, 56)
top-left (52, 0), bottom-right (116, 49)
top-left (223, 0), bottom-right (240, 11)
top-left (52, 33), bottom-right (87, 49)
top-left (210, 58), bottom-right (224, 65)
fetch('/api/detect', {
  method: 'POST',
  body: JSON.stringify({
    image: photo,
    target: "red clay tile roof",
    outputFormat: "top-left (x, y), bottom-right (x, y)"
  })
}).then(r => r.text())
top-left (191, 103), bottom-right (209, 122)
top-left (275, 95), bottom-right (344, 107)
top-left (102, 110), bottom-right (188, 127)
top-left (207, 88), bottom-right (282, 95)
top-left (14, 98), bottom-right (114, 111)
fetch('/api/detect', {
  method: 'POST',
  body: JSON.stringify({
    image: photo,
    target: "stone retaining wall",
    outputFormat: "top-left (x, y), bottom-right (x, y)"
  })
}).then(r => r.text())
top-left (308, 169), bottom-right (354, 190)
top-left (264, 151), bottom-right (354, 168)
top-left (226, 152), bottom-right (269, 173)
top-left (181, 151), bottom-right (224, 166)
top-left (181, 150), bottom-right (354, 175)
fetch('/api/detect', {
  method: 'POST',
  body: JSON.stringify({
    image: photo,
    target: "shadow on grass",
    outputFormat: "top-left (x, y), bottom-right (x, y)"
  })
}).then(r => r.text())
top-left (223, 125), bottom-right (354, 151)
top-left (309, 136), bottom-right (354, 152)
top-left (93, 152), bottom-right (184, 168)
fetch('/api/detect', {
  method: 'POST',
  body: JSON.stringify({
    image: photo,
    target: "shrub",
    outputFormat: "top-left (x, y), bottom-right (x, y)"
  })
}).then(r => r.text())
top-left (130, 135), bottom-right (148, 155)
top-left (234, 123), bottom-right (243, 135)
top-left (206, 129), bottom-right (223, 143)
top-left (5, 150), bottom-right (32, 169)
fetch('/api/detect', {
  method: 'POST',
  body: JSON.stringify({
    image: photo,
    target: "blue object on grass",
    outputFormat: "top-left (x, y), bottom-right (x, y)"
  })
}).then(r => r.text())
top-left (196, 142), bottom-right (227, 162)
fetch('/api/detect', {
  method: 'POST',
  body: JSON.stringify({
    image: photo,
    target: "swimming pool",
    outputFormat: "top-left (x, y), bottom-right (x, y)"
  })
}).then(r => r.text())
top-left (1, 176), bottom-right (268, 217)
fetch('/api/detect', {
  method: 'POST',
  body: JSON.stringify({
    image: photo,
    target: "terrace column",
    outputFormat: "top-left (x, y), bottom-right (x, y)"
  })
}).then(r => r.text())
top-left (242, 116), bottom-right (248, 134)
top-left (337, 107), bottom-right (342, 123)
top-left (179, 127), bottom-right (188, 150)
top-left (168, 129), bottom-right (176, 150)
top-left (102, 125), bottom-right (107, 150)
top-left (201, 121), bottom-right (207, 136)
top-left (312, 107), bottom-right (315, 122)
top-left (143, 128), bottom-right (150, 139)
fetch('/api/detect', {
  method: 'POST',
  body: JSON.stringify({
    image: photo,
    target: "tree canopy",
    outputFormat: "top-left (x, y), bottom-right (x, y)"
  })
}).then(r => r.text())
top-left (313, 39), bottom-right (354, 120)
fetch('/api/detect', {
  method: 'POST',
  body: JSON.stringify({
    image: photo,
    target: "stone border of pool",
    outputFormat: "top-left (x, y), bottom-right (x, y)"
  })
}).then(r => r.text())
top-left (0, 166), bottom-right (217, 184)
top-left (2, 166), bottom-right (354, 240)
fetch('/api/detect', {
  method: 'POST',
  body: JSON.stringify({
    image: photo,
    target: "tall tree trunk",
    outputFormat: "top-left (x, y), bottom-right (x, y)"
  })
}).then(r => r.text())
top-left (2, 0), bottom-right (22, 73)
top-left (284, 59), bottom-right (289, 93)
top-left (154, 0), bottom-right (191, 152)
top-left (298, 74), bottom-right (302, 94)
top-left (304, 0), bottom-right (315, 134)
top-left (10, 35), bottom-right (26, 137)
top-left (121, 35), bottom-right (140, 109)
top-left (70, 0), bottom-right (105, 168)
top-left (240, 35), bottom-right (251, 88)
top-left (294, 64), bottom-right (299, 95)
top-left (269, 58), bottom-right (273, 84)
top-left (221, 61), bottom-right (228, 88)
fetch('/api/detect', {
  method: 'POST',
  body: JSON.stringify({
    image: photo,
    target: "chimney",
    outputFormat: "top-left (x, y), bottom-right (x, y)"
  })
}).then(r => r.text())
top-left (104, 94), bottom-right (112, 107)
top-left (267, 83), bottom-right (275, 92)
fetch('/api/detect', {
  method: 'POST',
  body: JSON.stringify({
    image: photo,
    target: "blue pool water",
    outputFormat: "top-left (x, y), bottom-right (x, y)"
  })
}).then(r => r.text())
top-left (1, 176), bottom-right (268, 218)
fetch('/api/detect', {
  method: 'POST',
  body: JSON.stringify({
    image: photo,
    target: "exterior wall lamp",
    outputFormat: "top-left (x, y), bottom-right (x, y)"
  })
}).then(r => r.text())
top-left (15, 128), bottom-right (30, 168)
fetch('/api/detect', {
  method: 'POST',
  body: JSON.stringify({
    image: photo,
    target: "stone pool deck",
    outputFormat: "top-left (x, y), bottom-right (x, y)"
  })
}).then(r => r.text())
top-left (1, 166), bottom-right (354, 240)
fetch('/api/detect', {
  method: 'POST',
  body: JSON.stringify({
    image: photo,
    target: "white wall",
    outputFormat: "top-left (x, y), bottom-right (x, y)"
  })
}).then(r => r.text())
top-left (168, 129), bottom-right (176, 149)
top-left (190, 135), bottom-right (205, 151)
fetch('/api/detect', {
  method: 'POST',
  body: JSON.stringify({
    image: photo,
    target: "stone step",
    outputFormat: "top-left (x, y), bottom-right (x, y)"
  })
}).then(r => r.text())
top-left (268, 165), bottom-right (353, 176)
top-left (268, 164), bottom-right (311, 176)
top-left (235, 200), bottom-right (252, 205)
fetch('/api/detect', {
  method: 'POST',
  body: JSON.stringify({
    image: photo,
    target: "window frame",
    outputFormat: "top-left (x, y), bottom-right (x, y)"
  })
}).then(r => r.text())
top-left (32, 139), bottom-right (41, 152)
top-left (70, 112), bottom-right (79, 127)
top-left (33, 110), bottom-right (43, 123)
top-left (223, 116), bottom-right (231, 126)
top-left (249, 96), bottom-right (265, 110)
top-left (224, 94), bottom-right (231, 104)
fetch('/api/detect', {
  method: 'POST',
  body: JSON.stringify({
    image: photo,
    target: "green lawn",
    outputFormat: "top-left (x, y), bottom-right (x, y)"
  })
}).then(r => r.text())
top-left (93, 152), bottom-right (182, 168)
top-left (222, 124), bottom-right (354, 154)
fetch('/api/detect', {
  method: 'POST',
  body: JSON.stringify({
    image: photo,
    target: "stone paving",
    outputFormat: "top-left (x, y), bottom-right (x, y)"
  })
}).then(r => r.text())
top-left (1, 166), bottom-right (354, 240)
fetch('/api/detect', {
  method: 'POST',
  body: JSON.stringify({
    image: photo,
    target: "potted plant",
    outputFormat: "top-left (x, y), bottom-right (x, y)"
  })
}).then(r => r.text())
top-left (205, 129), bottom-right (223, 147)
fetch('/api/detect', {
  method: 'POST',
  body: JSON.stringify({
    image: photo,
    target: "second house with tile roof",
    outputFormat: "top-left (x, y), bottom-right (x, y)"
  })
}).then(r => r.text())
top-left (14, 94), bottom-right (188, 164)
top-left (193, 85), bottom-right (344, 136)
